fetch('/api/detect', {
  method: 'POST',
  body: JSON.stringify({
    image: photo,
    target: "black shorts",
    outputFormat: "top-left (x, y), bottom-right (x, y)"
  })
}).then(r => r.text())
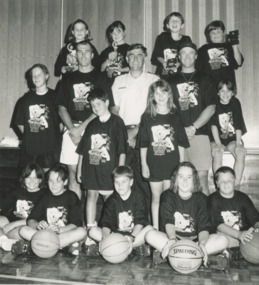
top-left (19, 152), bottom-right (60, 168)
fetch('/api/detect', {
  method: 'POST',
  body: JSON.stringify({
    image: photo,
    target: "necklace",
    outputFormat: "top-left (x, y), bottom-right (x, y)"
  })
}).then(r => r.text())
top-left (181, 71), bottom-right (196, 83)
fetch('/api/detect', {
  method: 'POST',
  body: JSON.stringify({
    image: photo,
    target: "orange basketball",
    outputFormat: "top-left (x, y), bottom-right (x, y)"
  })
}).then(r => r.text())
top-left (99, 233), bottom-right (130, 263)
top-left (168, 239), bottom-right (203, 274)
top-left (31, 229), bottom-right (60, 258)
top-left (240, 232), bottom-right (259, 264)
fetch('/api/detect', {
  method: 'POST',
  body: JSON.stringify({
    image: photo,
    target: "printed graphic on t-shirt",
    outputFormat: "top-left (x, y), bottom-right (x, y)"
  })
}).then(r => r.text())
top-left (221, 210), bottom-right (242, 230)
top-left (89, 134), bottom-right (111, 165)
top-left (177, 82), bottom-right (199, 110)
top-left (47, 207), bottom-right (67, 227)
top-left (208, 48), bottom-right (229, 70)
top-left (164, 48), bottom-right (178, 71)
top-left (14, 199), bottom-right (34, 219)
top-left (151, 124), bottom-right (175, 155)
top-left (174, 212), bottom-right (195, 233)
top-left (118, 210), bottom-right (134, 232)
top-left (28, 104), bottom-right (49, 132)
top-left (73, 82), bottom-right (92, 111)
top-left (66, 43), bottom-right (78, 70)
top-left (219, 112), bottom-right (235, 139)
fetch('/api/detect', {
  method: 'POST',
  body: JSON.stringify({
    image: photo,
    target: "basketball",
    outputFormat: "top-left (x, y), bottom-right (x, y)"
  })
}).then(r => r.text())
top-left (240, 232), bottom-right (259, 264)
top-left (168, 240), bottom-right (203, 274)
top-left (99, 233), bottom-right (130, 264)
top-left (31, 229), bottom-right (60, 258)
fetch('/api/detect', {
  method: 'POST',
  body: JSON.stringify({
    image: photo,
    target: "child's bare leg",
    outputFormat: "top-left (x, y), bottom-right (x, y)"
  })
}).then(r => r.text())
top-left (133, 225), bottom-right (153, 247)
top-left (234, 146), bottom-right (246, 188)
top-left (89, 226), bottom-right (103, 242)
top-left (0, 216), bottom-right (9, 228)
top-left (68, 164), bottom-right (82, 200)
top-left (19, 226), bottom-right (37, 241)
top-left (145, 230), bottom-right (168, 252)
top-left (150, 182), bottom-right (164, 230)
top-left (86, 190), bottom-right (99, 226)
top-left (3, 220), bottom-right (26, 235)
top-left (211, 143), bottom-right (224, 173)
top-left (198, 170), bottom-right (209, 196)
top-left (59, 227), bottom-right (87, 248)
top-left (205, 233), bottom-right (229, 255)
top-left (6, 225), bottom-right (25, 240)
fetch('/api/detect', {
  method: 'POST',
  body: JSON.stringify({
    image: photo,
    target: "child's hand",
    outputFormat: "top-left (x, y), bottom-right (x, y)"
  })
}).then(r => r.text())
top-left (161, 239), bottom-right (176, 259)
top-left (141, 164), bottom-right (150, 179)
top-left (124, 236), bottom-right (133, 254)
top-left (185, 126), bottom-right (196, 140)
top-left (238, 227), bottom-right (254, 244)
top-left (48, 224), bottom-right (60, 233)
top-left (37, 220), bottom-right (49, 230)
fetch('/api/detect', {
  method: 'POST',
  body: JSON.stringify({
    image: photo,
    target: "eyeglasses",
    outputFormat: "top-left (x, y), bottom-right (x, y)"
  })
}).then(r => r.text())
top-left (218, 179), bottom-right (234, 185)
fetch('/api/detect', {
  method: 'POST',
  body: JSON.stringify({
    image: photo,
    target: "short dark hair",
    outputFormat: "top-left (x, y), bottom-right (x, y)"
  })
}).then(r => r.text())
top-left (112, 165), bottom-right (134, 180)
top-left (205, 20), bottom-right (225, 43)
top-left (127, 43), bottom-right (147, 57)
top-left (163, 12), bottom-right (185, 32)
top-left (19, 163), bottom-right (45, 190)
top-left (88, 88), bottom-right (109, 103)
top-left (47, 163), bottom-right (68, 182)
top-left (106, 21), bottom-right (126, 44)
top-left (214, 166), bottom-right (236, 183)
top-left (217, 79), bottom-right (236, 95)
top-left (75, 39), bottom-right (94, 52)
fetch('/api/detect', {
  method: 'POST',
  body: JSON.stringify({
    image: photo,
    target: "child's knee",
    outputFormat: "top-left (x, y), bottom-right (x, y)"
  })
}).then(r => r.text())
top-left (217, 234), bottom-right (229, 249)
top-left (235, 146), bottom-right (246, 158)
top-left (19, 226), bottom-right (35, 241)
top-left (76, 227), bottom-right (88, 240)
top-left (212, 145), bottom-right (224, 159)
top-left (89, 226), bottom-right (102, 242)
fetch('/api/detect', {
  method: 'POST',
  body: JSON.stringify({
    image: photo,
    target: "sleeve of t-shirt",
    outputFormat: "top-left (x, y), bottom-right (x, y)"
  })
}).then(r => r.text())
top-left (176, 113), bottom-right (190, 148)
top-left (229, 44), bottom-right (244, 69)
top-left (13, 96), bottom-right (26, 126)
top-left (67, 192), bottom-right (82, 227)
top-left (27, 193), bottom-right (48, 222)
top-left (54, 46), bottom-right (67, 77)
top-left (203, 74), bottom-right (217, 107)
top-left (160, 190), bottom-right (176, 232)
top-left (91, 44), bottom-right (100, 70)
top-left (151, 34), bottom-right (163, 66)
top-left (55, 77), bottom-right (70, 109)
top-left (233, 98), bottom-right (247, 135)
top-left (137, 114), bottom-right (149, 148)
top-left (207, 193), bottom-right (224, 232)
top-left (76, 125), bottom-right (90, 155)
top-left (97, 74), bottom-right (114, 107)
top-left (196, 46), bottom-right (207, 72)
top-left (116, 117), bottom-right (128, 156)
top-left (242, 194), bottom-right (259, 227)
top-left (196, 193), bottom-right (212, 234)
top-left (100, 195), bottom-right (117, 231)
top-left (133, 192), bottom-right (147, 227)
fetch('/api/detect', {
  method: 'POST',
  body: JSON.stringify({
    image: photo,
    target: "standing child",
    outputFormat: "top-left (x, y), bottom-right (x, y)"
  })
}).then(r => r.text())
top-left (99, 21), bottom-right (130, 80)
top-left (54, 19), bottom-right (99, 77)
top-left (208, 166), bottom-right (259, 258)
top-left (19, 164), bottom-right (87, 256)
top-left (145, 162), bottom-right (229, 269)
top-left (14, 64), bottom-right (61, 171)
top-left (210, 80), bottom-right (247, 189)
top-left (138, 80), bottom-right (189, 230)
top-left (89, 166), bottom-right (153, 256)
top-left (151, 12), bottom-right (192, 76)
top-left (0, 164), bottom-right (46, 250)
top-left (76, 88), bottom-right (127, 241)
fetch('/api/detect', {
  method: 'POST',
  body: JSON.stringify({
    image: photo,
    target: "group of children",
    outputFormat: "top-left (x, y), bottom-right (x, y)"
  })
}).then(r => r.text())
top-left (0, 11), bottom-right (256, 270)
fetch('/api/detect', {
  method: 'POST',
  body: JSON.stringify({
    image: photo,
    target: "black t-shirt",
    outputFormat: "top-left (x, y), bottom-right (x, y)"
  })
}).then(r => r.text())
top-left (28, 190), bottom-right (82, 227)
top-left (166, 71), bottom-right (217, 135)
top-left (208, 191), bottom-right (259, 233)
top-left (196, 42), bottom-right (244, 88)
top-left (210, 97), bottom-right (247, 145)
top-left (160, 190), bottom-right (211, 238)
top-left (76, 113), bottom-right (127, 190)
top-left (14, 89), bottom-right (61, 156)
top-left (138, 112), bottom-right (189, 180)
top-left (56, 69), bottom-right (114, 123)
top-left (100, 190), bottom-right (147, 235)
top-left (151, 32), bottom-right (192, 75)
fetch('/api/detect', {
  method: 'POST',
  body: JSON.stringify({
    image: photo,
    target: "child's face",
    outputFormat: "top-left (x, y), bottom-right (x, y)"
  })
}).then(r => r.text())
top-left (114, 175), bottom-right (133, 199)
top-left (167, 16), bottom-right (183, 33)
top-left (154, 87), bottom-right (169, 108)
top-left (48, 171), bottom-right (67, 196)
top-left (73, 22), bottom-right (88, 42)
top-left (111, 27), bottom-right (126, 45)
top-left (176, 166), bottom-right (194, 197)
top-left (209, 28), bottom-right (225, 43)
top-left (31, 67), bottom-right (48, 90)
top-left (218, 84), bottom-right (234, 104)
top-left (90, 99), bottom-right (109, 117)
top-left (25, 170), bottom-right (41, 192)
top-left (216, 172), bottom-right (235, 198)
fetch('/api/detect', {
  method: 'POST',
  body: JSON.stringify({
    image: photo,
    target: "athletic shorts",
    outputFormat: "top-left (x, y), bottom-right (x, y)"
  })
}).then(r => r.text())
top-left (184, 135), bottom-right (211, 171)
top-left (19, 152), bottom-right (59, 168)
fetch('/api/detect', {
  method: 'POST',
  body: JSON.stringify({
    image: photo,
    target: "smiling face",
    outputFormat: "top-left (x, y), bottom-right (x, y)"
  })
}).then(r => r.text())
top-left (25, 170), bottom-right (41, 192)
top-left (72, 22), bottom-right (88, 42)
top-left (111, 27), bottom-right (126, 45)
top-left (154, 87), bottom-right (169, 108)
top-left (90, 98), bottom-right (109, 117)
top-left (216, 172), bottom-right (235, 198)
top-left (48, 171), bottom-right (67, 196)
top-left (218, 84), bottom-right (234, 104)
top-left (179, 47), bottom-right (197, 69)
top-left (166, 15), bottom-right (184, 33)
top-left (76, 43), bottom-right (93, 68)
top-left (176, 166), bottom-right (194, 198)
top-left (114, 175), bottom-right (133, 200)
top-left (209, 28), bottom-right (225, 43)
top-left (127, 48), bottom-right (146, 72)
top-left (31, 67), bottom-right (48, 91)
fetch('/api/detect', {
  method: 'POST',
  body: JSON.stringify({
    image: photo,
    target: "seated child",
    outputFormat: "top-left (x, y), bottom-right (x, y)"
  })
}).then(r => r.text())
top-left (208, 166), bottom-right (259, 258)
top-left (0, 164), bottom-right (46, 250)
top-left (19, 164), bottom-right (87, 255)
top-left (89, 166), bottom-right (153, 256)
top-left (210, 80), bottom-right (247, 189)
top-left (76, 88), bottom-right (127, 244)
top-left (151, 12), bottom-right (192, 76)
top-left (99, 21), bottom-right (130, 80)
top-left (196, 20), bottom-right (244, 89)
top-left (145, 162), bottom-right (229, 269)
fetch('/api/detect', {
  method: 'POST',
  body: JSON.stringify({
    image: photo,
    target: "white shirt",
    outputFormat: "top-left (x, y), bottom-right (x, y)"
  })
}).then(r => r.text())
top-left (112, 72), bottom-right (159, 125)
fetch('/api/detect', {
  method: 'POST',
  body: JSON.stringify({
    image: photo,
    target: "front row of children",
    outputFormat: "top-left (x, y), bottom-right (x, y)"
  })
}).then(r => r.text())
top-left (0, 161), bottom-right (258, 269)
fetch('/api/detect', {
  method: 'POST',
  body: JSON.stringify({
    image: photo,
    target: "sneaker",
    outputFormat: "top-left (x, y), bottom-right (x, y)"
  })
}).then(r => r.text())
top-left (85, 243), bottom-right (99, 257)
top-left (68, 242), bottom-right (81, 256)
top-left (228, 247), bottom-right (242, 261)
top-left (208, 253), bottom-right (229, 270)
top-left (11, 240), bottom-right (32, 255)
top-left (85, 235), bottom-right (96, 247)
top-left (152, 249), bottom-right (164, 265)
top-left (133, 244), bottom-right (151, 257)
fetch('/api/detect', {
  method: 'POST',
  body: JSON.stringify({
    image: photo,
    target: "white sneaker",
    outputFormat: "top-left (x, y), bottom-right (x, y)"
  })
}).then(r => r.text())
top-left (85, 236), bottom-right (96, 246)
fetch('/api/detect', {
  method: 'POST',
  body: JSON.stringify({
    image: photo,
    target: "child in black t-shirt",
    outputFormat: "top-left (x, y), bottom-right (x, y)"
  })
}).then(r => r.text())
top-left (0, 164), bottom-right (46, 251)
top-left (211, 80), bottom-right (247, 189)
top-left (19, 164), bottom-right (87, 256)
top-left (151, 12), bottom-right (192, 76)
top-left (88, 166), bottom-right (153, 256)
top-left (208, 166), bottom-right (259, 252)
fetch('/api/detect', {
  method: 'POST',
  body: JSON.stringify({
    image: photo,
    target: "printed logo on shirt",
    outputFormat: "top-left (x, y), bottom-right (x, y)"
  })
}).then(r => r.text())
top-left (219, 112), bottom-right (235, 139)
top-left (208, 48), bottom-right (229, 70)
top-left (118, 210), bottom-right (134, 232)
top-left (221, 210), bottom-right (242, 230)
top-left (151, 124), bottom-right (175, 155)
top-left (28, 104), bottom-right (49, 133)
top-left (14, 199), bottom-right (34, 219)
top-left (47, 207), bottom-right (67, 227)
top-left (164, 48), bottom-right (178, 72)
top-left (73, 82), bottom-right (93, 111)
top-left (174, 212), bottom-right (195, 233)
top-left (177, 82), bottom-right (199, 111)
top-left (89, 133), bottom-right (111, 165)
